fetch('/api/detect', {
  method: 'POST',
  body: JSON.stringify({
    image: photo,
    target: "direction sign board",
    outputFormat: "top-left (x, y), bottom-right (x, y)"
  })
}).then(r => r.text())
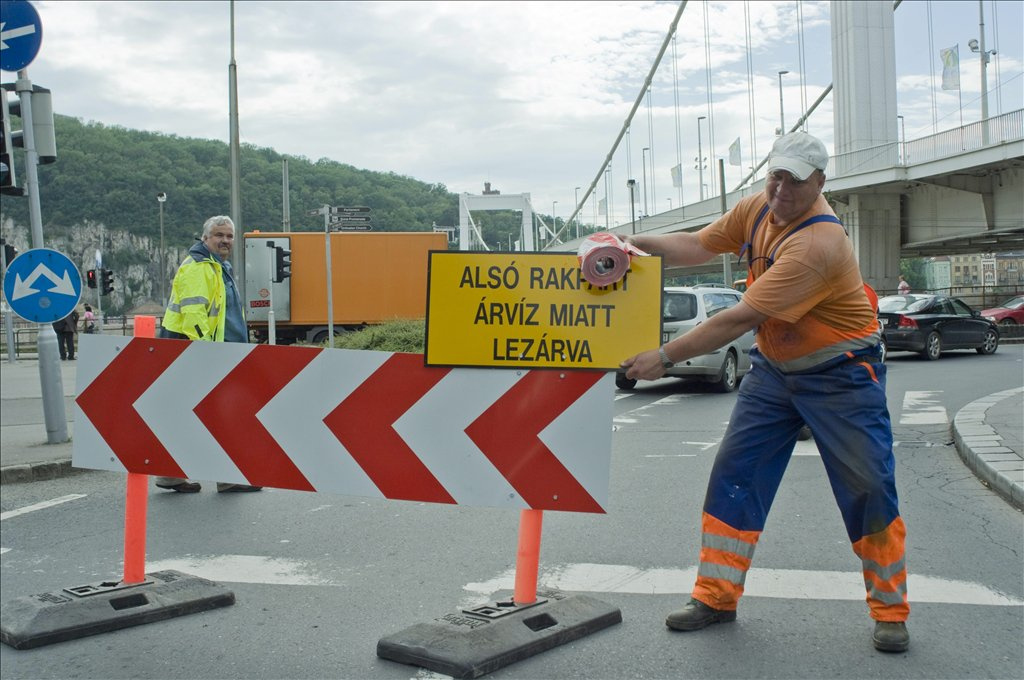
top-left (425, 251), bottom-right (662, 370)
top-left (0, 1), bottom-right (44, 72)
top-left (2, 248), bottom-right (82, 322)
top-left (333, 224), bottom-right (372, 232)
top-left (329, 215), bottom-right (371, 224)
top-left (330, 206), bottom-right (371, 214)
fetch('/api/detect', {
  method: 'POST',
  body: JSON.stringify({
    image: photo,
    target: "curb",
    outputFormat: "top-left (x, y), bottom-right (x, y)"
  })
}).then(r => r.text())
top-left (952, 387), bottom-right (1024, 511)
top-left (0, 459), bottom-right (79, 485)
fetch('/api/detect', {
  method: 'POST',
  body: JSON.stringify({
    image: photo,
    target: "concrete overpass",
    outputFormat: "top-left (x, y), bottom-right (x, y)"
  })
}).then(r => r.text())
top-left (583, 108), bottom-right (1023, 286)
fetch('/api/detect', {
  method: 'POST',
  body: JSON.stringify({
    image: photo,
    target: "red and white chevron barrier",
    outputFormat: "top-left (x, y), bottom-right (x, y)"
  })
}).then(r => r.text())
top-left (73, 335), bottom-right (613, 513)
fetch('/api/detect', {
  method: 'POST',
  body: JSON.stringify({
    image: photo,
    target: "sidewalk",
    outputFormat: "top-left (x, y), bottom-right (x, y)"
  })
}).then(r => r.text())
top-left (0, 356), bottom-right (76, 483)
top-left (1, 355), bottom-right (1022, 510)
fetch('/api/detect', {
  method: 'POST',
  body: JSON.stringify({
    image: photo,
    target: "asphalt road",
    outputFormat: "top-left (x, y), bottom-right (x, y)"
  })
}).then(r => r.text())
top-left (1, 346), bottom-right (1022, 679)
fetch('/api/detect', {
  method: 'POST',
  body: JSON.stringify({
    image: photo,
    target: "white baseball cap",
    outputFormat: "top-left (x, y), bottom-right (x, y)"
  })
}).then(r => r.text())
top-left (766, 131), bottom-right (829, 180)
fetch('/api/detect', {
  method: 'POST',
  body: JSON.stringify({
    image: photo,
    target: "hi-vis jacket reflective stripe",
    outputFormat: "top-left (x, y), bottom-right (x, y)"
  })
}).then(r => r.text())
top-left (162, 248), bottom-right (226, 342)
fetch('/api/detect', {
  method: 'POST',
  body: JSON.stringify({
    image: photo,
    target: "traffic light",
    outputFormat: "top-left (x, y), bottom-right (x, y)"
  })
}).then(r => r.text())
top-left (1, 89), bottom-right (16, 193)
top-left (1, 83), bottom-right (56, 165)
top-left (1, 239), bottom-right (16, 267)
top-left (86, 268), bottom-right (97, 289)
top-left (100, 268), bottom-right (114, 296)
top-left (274, 245), bottom-right (291, 283)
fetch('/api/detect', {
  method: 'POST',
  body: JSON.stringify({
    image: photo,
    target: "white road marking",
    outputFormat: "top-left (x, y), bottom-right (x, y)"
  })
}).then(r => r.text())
top-left (614, 393), bottom-right (694, 424)
top-left (145, 554), bottom-right (342, 586)
top-left (680, 441), bottom-right (718, 450)
top-left (900, 390), bottom-right (948, 425)
top-left (465, 563), bottom-right (1022, 607)
top-left (792, 438), bottom-right (820, 456)
top-left (0, 494), bottom-right (87, 522)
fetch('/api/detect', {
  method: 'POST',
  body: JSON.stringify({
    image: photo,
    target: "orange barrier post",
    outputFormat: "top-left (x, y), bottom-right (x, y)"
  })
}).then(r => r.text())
top-left (513, 509), bottom-right (544, 604)
top-left (123, 315), bottom-right (156, 583)
top-left (122, 472), bottom-right (149, 583)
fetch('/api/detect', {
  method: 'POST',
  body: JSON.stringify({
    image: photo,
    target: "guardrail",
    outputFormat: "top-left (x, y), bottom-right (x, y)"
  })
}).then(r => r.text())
top-left (0, 316), bottom-right (146, 358)
top-left (831, 108), bottom-right (1023, 177)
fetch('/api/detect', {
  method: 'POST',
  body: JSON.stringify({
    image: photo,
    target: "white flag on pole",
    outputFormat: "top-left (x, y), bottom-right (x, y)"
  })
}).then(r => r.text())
top-left (940, 45), bottom-right (960, 91)
top-left (598, 198), bottom-right (607, 216)
top-left (670, 164), bottom-right (682, 188)
top-left (728, 138), bottom-right (742, 166)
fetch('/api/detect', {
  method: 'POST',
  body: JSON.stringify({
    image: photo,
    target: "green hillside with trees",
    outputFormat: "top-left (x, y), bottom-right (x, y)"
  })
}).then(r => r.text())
top-left (1, 114), bottom-right (464, 241)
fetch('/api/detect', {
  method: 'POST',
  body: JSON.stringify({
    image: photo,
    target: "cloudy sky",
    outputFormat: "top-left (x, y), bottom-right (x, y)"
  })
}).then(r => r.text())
top-left (3, 0), bottom-right (1022, 230)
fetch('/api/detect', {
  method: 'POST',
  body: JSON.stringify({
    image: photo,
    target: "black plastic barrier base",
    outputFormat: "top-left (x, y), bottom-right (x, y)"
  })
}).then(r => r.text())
top-left (377, 589), bottom-right (621, 679)
top-left (0, 570), bottom-right (235, 650)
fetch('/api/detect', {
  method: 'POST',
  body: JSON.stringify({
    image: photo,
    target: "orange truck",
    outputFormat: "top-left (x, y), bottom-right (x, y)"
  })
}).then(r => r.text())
top-left (243, 231), bottom-right (448, 344)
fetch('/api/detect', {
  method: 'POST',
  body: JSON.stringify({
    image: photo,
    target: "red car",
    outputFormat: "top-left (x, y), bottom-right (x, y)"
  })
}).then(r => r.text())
top-left (982, 296), bottom-right (1024, 326)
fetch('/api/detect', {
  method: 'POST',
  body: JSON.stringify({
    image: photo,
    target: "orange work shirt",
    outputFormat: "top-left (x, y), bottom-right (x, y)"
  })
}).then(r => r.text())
top-left (698, 194), bottom-right (879, 371)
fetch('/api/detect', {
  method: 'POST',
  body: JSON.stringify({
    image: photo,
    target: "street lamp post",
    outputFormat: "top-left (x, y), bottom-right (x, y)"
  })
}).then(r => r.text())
top-left (626, 180), bottom-right (637, 234)
top-left (896, 115), bottom-right (906, 163)
top-left (696, 116), bottom-right (707, 201)
top-left (969, 3), bottom-right (996, 143)
top-left (156, 192), bottom-right (167, 303)
top-left (574, 186), bottom-right (581, 238)
top-left (777, 70), bottom-right (789, 134)
top-left (641, 147), bottom-right (650, 216)
top-left (551, 200), bottom-right (557, 242)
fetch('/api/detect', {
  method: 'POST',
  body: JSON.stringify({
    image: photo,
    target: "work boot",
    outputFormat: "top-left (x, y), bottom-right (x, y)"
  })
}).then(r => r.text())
top-left (665, 598), bottom-right (737, 631)
top-left (216, 483), bottom-right (263, 493)
top-left (155, 479), bottom-right (202, 493)
top-left (872, 621), bottom-right (909, 652)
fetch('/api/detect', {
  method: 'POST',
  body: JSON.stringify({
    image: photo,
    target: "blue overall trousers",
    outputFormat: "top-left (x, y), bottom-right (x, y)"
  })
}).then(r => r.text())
top-left (693, 345), bottom-right (910, 622)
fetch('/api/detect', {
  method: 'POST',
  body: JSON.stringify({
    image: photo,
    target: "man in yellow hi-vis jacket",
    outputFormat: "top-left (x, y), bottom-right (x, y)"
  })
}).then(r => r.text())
top-left (156, 215), bottom-right (260, 493)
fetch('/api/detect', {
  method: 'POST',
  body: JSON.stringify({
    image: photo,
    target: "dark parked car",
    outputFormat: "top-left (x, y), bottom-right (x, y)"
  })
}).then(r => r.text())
top-left (877, 294), bottom-right (999, 360)
top-left (981, 295), bottom-right (1024, 326)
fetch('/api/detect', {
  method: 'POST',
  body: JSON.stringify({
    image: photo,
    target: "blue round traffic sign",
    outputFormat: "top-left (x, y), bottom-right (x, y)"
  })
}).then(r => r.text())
top-left (3, 248), bottom-right (82, 322)
top-left (0, 1), bottom-right (44, 72)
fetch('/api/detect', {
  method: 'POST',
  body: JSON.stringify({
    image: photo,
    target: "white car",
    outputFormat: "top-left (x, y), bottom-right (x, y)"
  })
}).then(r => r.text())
top-left (616, 285), bottom-right (755, 392)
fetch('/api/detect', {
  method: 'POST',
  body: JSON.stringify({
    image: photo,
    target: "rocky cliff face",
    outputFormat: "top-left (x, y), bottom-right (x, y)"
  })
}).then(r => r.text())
top-left (1, 217), bottom-right (186, 314)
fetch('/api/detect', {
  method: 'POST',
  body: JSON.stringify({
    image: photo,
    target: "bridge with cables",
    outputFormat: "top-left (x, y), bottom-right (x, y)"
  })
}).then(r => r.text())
top-left (456, 1), bottom-right (1023, 292)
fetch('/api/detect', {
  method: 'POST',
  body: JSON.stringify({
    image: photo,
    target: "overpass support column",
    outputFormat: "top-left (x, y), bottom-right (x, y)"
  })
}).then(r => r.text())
top-left (834, 195), bottom-right (901, 293)
top-left (831, 0), bottom-right (901, 291)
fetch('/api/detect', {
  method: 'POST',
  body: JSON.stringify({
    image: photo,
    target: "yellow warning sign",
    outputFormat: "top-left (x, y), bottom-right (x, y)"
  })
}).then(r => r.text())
top-left (425, 252), bottom-right (662, 369)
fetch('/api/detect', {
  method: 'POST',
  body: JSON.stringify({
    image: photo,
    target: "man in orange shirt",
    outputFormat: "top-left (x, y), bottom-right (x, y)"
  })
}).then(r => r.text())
top-left (621, 131), bottom-right (909, 653)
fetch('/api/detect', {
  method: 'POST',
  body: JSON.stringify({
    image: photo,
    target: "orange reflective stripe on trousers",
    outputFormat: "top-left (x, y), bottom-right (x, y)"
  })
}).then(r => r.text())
top-left (853, 516), bottom-right (910, 621)
top-left (693, 512), bottom-right (909, 620)
top-left (692, 512), bottom-right (760, 611)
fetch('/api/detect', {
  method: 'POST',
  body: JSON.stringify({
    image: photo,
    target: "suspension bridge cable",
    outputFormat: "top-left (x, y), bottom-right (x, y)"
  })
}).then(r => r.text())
top-left (672, 32), bottom-right (684, 207)
top-left (991, 0), bottom-right (1003, 115)
top-left (798, 0), bottom-right (809, 131)
top-left (647, 86), bottom-right (656, 212)
top-left (927, 1), bottom-right (938, 133)
top-left (703, 0), bottom-right (717, 197)
top-left (546, 0), bottom-right (688, 247)
top-left (744, 1), bottom-right (758, 181)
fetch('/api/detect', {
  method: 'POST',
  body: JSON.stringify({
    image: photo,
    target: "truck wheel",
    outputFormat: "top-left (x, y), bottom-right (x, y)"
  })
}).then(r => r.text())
top-left (312, 330), bottom-right (329, 345)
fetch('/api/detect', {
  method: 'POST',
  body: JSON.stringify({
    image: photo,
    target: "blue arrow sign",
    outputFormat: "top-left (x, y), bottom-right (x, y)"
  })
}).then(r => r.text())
top-left (1, 0), bottom-right (43, 72)
top-left (3, 248), bottom-right (82, 322)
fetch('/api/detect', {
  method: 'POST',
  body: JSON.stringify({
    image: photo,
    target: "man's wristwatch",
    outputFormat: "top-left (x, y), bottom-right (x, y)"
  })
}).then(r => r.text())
top-left (658, 345), bottom-right (674, 368)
